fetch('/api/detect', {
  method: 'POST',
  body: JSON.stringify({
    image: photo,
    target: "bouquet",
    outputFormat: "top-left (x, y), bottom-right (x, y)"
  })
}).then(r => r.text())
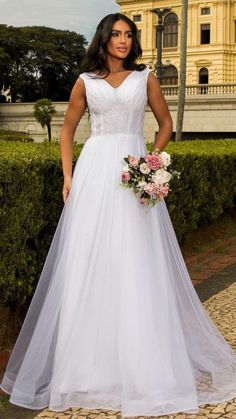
top-left (120, 150), bottom-right (179, 208)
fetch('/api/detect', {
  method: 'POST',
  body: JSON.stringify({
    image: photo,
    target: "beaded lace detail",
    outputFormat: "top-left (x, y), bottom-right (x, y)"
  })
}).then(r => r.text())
top-left (79, 68), bottom-right (152, 137)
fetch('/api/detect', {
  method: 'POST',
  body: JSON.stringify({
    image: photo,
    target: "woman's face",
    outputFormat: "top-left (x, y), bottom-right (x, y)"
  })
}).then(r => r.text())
top-left (106, 19), bottom-right (133, 61)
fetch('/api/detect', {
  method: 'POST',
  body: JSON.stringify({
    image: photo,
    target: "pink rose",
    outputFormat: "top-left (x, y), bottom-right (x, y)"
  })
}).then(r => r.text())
top-left (144, 154), bottom-right (163, 170)
top-left (160, 185), bottom-right (169, 197)
top-left (140, 196), bottom-right (150, 205)
top-left (128, 155), bottom-right (139, 167)
top-left (143, 183), bottom-right (158, 196)
top-left (122, 172), bottom-right (131, 183)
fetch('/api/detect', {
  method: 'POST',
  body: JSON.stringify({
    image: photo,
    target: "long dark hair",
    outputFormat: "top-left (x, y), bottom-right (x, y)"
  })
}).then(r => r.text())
top-left (80, 13), bottom-right (146, 77)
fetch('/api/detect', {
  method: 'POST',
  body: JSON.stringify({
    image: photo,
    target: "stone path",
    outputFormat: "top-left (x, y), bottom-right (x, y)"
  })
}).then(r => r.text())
top-left (1, 263), bottom-right (235, 419)
top-left (34, 400), bottom-right (236, 419)
top-left (184, 236), bottom-right (236, 286)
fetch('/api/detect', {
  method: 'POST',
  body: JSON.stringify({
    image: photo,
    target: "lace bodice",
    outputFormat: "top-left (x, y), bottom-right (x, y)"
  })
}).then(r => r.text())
top-left (79, 68), bottom-right (152, 137)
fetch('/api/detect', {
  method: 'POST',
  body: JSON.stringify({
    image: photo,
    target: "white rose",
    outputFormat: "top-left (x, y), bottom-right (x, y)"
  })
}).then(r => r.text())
top-left (123, 164), bottom-right (130, 172)
top-left (138, 180), bottom-right (147, 187)
top-left (160, 151), bottom-right (171, 167)
top-left (140, 163), bottom-right (151, 174)
top-left (152, 169), bottom-right (172, 184)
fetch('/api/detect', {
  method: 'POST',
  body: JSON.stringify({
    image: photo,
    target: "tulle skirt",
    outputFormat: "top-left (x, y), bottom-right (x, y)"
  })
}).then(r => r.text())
top-left (1, 133), bottom-right (236, 417)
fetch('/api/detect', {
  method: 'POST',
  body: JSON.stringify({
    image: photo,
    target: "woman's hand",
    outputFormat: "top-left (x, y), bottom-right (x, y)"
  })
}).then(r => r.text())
top-left (62, 177), bottom-right (72, 204)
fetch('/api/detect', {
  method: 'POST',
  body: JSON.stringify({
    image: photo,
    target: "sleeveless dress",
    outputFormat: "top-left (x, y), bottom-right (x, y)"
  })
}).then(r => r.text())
top-left (1, 67), bottom-right (236, 418)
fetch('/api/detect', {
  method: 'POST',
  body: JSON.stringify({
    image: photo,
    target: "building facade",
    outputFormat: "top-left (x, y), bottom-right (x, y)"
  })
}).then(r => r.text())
top-left (116, 0), bottom-right (236, 85)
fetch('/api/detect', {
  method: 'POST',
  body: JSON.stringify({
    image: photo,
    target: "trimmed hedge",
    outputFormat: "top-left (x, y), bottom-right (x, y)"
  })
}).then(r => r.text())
top-left (162, 140), bottom-right (236, 242)
top-left (0, 139), bottom-right (235, 305)
top-left (0, 141), bottom-right (82, 305)
top-left (0, 129), bottom-right (34, 142)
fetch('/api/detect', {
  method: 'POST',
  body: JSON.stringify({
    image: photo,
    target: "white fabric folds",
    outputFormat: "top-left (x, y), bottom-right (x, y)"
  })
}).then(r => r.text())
top-left (1, 68), bottom-right (236, 418)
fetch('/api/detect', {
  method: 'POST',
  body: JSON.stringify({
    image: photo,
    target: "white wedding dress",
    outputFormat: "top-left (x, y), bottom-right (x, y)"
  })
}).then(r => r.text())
top-left (1, 67), bottom-right (236, 418)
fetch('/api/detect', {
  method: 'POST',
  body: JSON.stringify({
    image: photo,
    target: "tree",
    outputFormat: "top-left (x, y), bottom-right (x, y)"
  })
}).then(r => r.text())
top-left (34, 98), bottom-right (56, 141)
top-left (176, 0), bottom-right (188, 141)
top-left (0, 46), bottom-right (11, 92)
top-left (0, 25), bottom-right (29, 102)
top-left (0, 25), bottom-right (87, 102)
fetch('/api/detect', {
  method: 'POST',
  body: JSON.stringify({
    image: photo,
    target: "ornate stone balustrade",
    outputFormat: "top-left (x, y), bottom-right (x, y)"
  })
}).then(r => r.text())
top-left (162, 83), bottom-right (236, 96)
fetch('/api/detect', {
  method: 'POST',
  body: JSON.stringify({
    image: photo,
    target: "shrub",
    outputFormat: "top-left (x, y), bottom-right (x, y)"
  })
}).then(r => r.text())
top-left (0, 139), bottom-right (235, 305)
top-left (146, 140), bottom-right (236, 242)
top-left (0, 130), bottom-right (34, 142)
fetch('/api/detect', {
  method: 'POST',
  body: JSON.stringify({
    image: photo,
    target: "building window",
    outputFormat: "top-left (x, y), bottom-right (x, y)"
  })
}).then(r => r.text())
top-left (201, 24), bottom-right (210, 44)
top-left (199, 67), bottom-right (209, 83)
top-left (137, 30), bottom-right (141, 44)
top-left (201, 7), bottom-right (210, 15)
top-left (163, 13), bottom-right (178, 48)
top-left (199, 67), bottom-right (209, 93)
top-left (133, 15), bottom-right (141, 22)
top-left (161, 65), bottom-right (178, 85)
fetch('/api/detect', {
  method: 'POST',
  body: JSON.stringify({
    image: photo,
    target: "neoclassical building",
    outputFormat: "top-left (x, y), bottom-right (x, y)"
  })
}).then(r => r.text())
top-left (116, 1), bottom-right (236, 85)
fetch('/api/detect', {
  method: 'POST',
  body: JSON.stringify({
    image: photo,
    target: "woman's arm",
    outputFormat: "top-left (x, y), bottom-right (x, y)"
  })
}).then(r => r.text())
top-left (147, 72), bottom-right (173, 153)
top-left (60, 78), bottom-right (86, 203)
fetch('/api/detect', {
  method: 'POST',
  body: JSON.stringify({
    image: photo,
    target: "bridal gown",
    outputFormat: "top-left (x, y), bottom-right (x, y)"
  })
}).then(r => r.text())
top-left (1, 67), bottom-right (236, 418)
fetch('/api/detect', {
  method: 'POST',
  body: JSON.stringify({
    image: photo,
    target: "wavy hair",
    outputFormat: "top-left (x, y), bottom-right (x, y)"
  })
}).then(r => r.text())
top-left (80, 13), bottom-right (146, 77)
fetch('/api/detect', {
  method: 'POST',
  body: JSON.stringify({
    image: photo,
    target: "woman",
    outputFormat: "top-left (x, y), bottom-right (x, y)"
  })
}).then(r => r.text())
top-left (1, 13), bottom-right (236, 418)
top-left (60, 15), bottom-right (172, 205)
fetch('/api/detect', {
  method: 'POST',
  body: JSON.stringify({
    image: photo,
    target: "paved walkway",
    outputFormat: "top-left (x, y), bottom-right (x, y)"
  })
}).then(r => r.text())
top-left (0, 263), bottom-right (235, 419)
top-left (184, 236), bottom-right (236, 287)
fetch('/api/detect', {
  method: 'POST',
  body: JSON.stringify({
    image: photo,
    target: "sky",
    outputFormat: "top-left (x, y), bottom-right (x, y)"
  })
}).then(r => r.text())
top-left (0, 0), bottom-right (119, 42)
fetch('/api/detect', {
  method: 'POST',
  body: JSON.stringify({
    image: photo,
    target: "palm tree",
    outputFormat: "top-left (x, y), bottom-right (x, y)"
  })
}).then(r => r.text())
top-left (33, 98), bottom-right (56, 141)
top-left (176, 0), bottom-right (188, 141)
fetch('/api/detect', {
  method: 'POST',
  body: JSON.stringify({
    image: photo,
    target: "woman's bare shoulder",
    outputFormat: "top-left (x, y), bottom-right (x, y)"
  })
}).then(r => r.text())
top-left (72, 77), bottom-right (86, 96)
top-left (147, 71), bottom-right (159, 84)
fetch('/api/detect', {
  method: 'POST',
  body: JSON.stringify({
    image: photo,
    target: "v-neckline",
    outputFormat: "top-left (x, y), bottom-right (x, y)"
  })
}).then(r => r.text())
top-left (96, 70), bottom-right (136, 90)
